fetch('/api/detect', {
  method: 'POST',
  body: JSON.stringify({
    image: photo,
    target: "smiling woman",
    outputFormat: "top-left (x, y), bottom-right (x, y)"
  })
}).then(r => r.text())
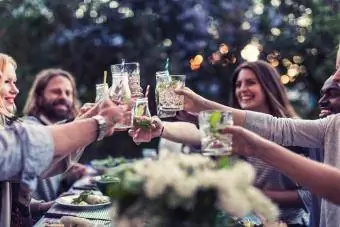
top-left (231, 60), bottom-right (310, 226)
top-left (0, 54), bottom-right (19, 119)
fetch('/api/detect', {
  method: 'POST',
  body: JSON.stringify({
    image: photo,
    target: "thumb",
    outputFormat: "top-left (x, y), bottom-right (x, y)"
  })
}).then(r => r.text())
top-left (218, 125), bottom-right (242, 134)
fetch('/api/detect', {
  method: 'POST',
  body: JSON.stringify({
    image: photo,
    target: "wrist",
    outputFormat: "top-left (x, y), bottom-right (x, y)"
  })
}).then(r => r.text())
top-left (91, 115), bottom-right (107, 141)
top-left (158, 126), bottom-right (165, 138)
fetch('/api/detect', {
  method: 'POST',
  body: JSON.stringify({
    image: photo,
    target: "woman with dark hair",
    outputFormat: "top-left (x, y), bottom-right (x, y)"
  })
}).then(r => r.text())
top-left (129, 60), bottom-right (310, 225)
top-left (231, 60), bottom-right (309, 226)
top-left (232, 60), bottom-right (298, 118)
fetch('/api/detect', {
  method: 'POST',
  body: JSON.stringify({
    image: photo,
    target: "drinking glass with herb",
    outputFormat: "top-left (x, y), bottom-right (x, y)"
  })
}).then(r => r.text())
top-left (157, 74), bottom-right (186, 112)
top-left (110, 64), bottom-right (132, 129)
top-left (132, 97), bottom-right (152, 142)
top-left (198, 110), bottom-right (233, 156)
top-left (155, 71), bottom-right (177, 118)
top-left (95, 83), bottom-right (109, 103)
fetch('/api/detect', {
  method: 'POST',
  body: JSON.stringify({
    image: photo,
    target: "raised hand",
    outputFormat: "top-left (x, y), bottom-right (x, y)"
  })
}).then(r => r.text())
top-left (128, 116), bottom-right (163, 143)
top-left (97, 98), bottom-right (128, 136)
top-left (218, 125), bottom-right (270, 157)
top-left (76, 103), bottom-right (98, 119)
top-left (174, 87), bottom-right (210, 113)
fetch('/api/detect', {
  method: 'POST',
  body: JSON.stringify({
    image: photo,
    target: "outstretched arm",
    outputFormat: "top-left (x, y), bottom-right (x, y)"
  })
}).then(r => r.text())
top-left (175, 87), bottom-right (327, 149)
top-left (225, 125), bottom-right (340, 205)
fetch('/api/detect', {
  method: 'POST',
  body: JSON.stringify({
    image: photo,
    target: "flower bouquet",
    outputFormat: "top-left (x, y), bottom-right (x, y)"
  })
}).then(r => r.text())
top-left (107, 151), bottom-right (279, 227)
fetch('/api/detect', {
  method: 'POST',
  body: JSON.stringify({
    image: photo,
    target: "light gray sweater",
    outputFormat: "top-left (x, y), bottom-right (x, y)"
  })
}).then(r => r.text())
top-left (244, 111), bottom-right (340, 227)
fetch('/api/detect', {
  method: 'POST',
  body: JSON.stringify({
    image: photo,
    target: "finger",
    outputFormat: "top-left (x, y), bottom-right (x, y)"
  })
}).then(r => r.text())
top-left (145, 85), bottom-right (150, 98)
top-left (128, 129), bottom-right (136, 137)
top-left (106, 127), bottom-right (115, 136)
top-left (150, 116), bottom-right (162, 128)
top-left (132, 128), bottom-right (141, 141)
top-left (217, 125), bottom-right (242, 135)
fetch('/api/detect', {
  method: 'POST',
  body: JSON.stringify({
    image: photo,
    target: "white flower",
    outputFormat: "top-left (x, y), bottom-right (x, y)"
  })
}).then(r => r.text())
top-left (124, 152), bottom-right (278, 222)
top-left (246, 187), bottom-right (279, 222)
top-left (172, 177), bottom-right (198, 198)
top-left (217, 187), bottom-right (252, 217)
top-left (231, 161), bottom-right (256, 187)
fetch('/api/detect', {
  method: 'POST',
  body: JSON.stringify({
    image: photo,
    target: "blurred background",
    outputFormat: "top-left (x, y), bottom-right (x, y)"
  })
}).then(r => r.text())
top-left (0, 0), bottom-right (339, 161)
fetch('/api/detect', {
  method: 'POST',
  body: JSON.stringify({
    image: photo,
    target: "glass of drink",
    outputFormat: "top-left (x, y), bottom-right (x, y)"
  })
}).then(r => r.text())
top-left (132, 97), bottom-right (152, 142)
top-left (155, 71), bottom-right (176, 118)
top-left (111, 62), bottom-right (142, 97)
top-left (95, 83), bottom-right (109, 103)
top-left (198, 110), bottom-right (233, 156)
top-left (156, 74), bottom-right (185, 112)
top-left (110, 65), bottom-right (132, 129)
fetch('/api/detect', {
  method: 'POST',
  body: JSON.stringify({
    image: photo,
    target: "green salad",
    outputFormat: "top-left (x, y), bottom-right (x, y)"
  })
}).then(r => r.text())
top-left (91, 156), bottom-right (127, 169)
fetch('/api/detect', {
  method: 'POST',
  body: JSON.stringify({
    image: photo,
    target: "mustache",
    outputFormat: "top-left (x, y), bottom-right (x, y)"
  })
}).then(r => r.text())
top-left (52, 99), bottom-right (72, 109)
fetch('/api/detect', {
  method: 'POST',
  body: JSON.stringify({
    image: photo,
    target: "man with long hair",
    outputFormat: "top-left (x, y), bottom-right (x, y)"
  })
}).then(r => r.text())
top-left (23, 68), bottom-right (87, 218)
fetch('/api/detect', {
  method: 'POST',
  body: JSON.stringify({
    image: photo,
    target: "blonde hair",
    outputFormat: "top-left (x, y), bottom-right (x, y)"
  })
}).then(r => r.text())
top-left (0, 53), bottom-right (17, 120)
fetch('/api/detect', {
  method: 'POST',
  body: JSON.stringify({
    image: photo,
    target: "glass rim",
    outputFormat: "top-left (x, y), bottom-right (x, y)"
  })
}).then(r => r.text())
top-left (169, 74), bottom-right (186, 77)
top-left (156, 74), bottom-right (186, 79)
top-left (96, 83), bottom-right (108, 86)
top-left (111, 62), bottom-right (139, 67)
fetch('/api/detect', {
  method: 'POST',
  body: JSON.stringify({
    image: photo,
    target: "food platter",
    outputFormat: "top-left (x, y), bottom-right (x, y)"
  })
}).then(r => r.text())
top-left (55, 194), bottom-right (111, 209)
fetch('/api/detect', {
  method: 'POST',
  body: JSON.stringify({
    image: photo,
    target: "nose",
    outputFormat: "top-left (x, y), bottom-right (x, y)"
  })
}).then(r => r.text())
top-left (318, 95), bottom-right (328, 108)
top-left (10, 83), bottom-right (19, 95)
top-left (238, 83), bottom-right (248, 93)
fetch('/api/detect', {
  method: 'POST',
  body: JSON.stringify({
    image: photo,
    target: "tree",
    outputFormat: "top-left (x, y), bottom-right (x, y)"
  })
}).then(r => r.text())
top-left (0, 0), bottom-right (339, 158)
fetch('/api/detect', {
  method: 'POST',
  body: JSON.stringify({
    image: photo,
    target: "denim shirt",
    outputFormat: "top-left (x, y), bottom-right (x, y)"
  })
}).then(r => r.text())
top-left (0, 122), bottom-right (54, 226)
top-left (0, 122), bottom-right (54, 189)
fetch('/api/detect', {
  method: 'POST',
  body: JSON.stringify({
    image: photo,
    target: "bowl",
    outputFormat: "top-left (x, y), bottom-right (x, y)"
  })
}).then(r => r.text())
top-left (94, 175), bottom-right (120, 197)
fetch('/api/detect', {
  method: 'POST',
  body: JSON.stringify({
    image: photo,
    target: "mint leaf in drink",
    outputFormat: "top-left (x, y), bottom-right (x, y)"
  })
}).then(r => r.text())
top-left (209, 111), bottom-right (221, 133)
top-left (133, 116), bottom-right (152, 130)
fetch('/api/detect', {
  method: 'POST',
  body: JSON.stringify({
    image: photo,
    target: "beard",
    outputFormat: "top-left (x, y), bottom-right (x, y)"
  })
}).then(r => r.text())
top-left (40, 98), bottom-right (73, 122)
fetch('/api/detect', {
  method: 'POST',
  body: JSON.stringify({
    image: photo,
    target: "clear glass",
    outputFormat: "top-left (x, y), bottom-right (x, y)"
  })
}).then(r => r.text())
top-left (155, 71), bottom-right (176, 118)
top-left (156, 74), bottom-right (185, 112)
top-left (132, 97), bottom-right (152, 142)
top-left (95, 83), bottom-right (109, 103)
top-left (111, 62), bottom-right (142, 97)
top-left (109, 68), bottom-right (132, 129)
top-left (198, 110), bottom-right (233, 156)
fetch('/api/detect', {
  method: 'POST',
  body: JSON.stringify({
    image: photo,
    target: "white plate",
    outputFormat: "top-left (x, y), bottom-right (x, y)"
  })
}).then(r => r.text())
top-left (55, 194), bottom-right (111, 209)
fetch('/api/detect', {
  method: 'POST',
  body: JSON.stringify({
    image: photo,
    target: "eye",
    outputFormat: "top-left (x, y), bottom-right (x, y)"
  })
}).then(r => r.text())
top-left (235, 82), bottom-right (241, 88)
top-left (245, 79), bottom-right (257, 86)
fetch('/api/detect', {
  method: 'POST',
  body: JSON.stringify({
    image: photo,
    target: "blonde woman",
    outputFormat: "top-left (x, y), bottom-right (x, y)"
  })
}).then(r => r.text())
top-left (0, 53), bottom-right (126, 226)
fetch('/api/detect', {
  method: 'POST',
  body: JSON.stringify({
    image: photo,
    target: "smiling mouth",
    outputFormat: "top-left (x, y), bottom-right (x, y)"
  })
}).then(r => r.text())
top-left (54, 104), bottom-right (68, 110)
top-left (5, 97), bottom-right (15, 103)
top-left (239, 95), bottom-right (254, 102)
top-left (319, 108), bottom-right (332, 117)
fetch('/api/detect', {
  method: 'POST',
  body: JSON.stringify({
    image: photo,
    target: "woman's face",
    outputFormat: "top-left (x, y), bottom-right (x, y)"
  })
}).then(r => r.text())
top-left (235, 68), bottom-right (268, 113)
top-left (1, 63), bottom-right (19, 113)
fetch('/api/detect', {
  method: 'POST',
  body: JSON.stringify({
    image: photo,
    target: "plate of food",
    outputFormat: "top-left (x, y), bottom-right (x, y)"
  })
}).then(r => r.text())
top-left (55, 191), bottom-right (111, 209)
top-left (90, 156), bottom-right (129, 172)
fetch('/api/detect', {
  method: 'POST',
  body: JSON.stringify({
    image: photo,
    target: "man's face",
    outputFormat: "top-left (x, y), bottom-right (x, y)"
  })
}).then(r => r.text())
top-left (318, 77), bottom-right (340, 118)
top-left (40, 75), bottom-right (74, 121)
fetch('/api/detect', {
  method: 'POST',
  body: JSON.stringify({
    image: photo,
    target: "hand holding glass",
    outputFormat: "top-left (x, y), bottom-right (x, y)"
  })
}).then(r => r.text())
top-left (199, 110), bottom-right (233, 156)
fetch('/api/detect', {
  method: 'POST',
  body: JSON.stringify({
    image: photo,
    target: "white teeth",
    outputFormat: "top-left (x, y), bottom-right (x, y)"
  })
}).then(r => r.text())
top-left (240, 96), bottom-right (252, 101)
